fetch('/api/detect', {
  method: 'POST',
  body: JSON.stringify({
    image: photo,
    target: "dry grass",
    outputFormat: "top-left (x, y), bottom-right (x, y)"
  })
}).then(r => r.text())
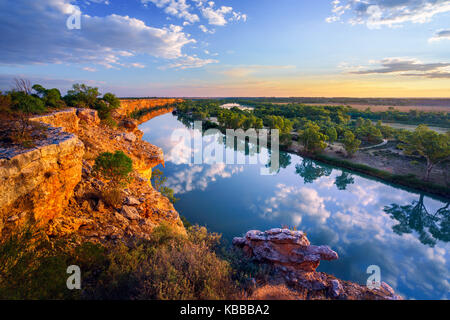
top-left (248, 284), bottom-right (306, 300)
top-left (303, 103), bottom-right (449, 113)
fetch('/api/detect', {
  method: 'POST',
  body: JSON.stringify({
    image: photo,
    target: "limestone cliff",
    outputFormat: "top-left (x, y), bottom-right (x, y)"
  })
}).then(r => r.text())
top-left (0, 105), bottom-right (185, 240)
top-left (117, 98), bottom-right (183, 117)
top-left (0, 125), bottom-right (84, 233)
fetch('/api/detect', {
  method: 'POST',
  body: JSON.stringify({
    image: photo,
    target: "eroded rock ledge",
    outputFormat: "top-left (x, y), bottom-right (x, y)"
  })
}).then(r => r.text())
top-left (1, 105), bottom-right (184, 240)
top-left (234, 229), bottom-right (402, 300)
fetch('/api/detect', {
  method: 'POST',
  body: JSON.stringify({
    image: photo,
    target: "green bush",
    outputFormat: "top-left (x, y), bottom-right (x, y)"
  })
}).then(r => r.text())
top-left (10, 91), bottom-right (46, 114)
top-left (93, 151), bottom-right (133, 187)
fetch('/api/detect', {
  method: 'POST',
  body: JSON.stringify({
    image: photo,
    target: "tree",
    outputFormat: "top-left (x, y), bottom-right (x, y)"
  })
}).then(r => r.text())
top-left (326, 127), bottom-right (337, 144)
top-left (94, 151), bottom-right (133, 187)
top-left (151, 168), bottom-right (179, 204)
top-left (14, 78), bottom-right (32, 95)
top-left (297, 122), bottom-right (328, 154)
top-left (384, 196), bottom-right (449, 247)
top-left (355, 118), bottom-right (383, 144)
top-left (342, 130), bottom-right (361, 157)
top-left (334, 172), bottom-right (355, 190)
top-left (32, 85), bottom-right (65, 109)
top-left (400, 125), bottom-right (450, 181)
top-left (64, 83), bottom-right (100, 108)
top-left (295, 159), bottom-right (332, 184)
top-left (102, 93), bottom-right (120, 109)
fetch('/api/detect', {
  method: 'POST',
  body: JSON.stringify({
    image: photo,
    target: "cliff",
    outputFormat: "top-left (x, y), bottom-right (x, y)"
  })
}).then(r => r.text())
top-left (234, 229), bottom-right (402, 300)
top-left (0, 126), bottom-right (84, 233)
top-left (0, 106), bottom-right (184, 240)
top-left (117, 98), bottom-right (183, 117)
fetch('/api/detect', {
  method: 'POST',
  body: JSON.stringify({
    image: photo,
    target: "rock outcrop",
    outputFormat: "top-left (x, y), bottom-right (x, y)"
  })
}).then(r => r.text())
top-left (117, 98), bottom-right (183, 117)
top-left (233, 229), bottom-right (338, 272)
top-left (30, 108), bottom-right (80, 133)
top-left (1, 105), bottom-right (183, 240)
top-left (234, 229), bottom-right (402, 300)
top-left (0, 128), bottom-right (84, 232)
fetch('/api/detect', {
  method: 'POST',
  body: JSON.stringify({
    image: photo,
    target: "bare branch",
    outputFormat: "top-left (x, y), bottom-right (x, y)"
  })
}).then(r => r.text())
top-left (14, 78), bottom-right (32, 95)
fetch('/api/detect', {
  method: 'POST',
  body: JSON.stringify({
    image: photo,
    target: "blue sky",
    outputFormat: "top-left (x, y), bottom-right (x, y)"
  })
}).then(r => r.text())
top-left (0, 0), bottom-right (450, 97)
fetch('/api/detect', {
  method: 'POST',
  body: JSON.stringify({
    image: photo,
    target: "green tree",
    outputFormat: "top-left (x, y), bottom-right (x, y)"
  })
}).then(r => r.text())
top-left (151, 168), bottom-right (179, 204)
top-left (64, 83), bottom-right (100, 108)
top-left (342, 130), bottom-right (361, 158)
top-left (295, 159), bottom-right (332, 184)
top-left (94, 151), bottom-right (133, 187)
top-left (400, 125), bottom-right (450, 181)
top-left (32, 85), bottom-right (65, 109)
top-left (297, 122), bottom-right (328, 154)
top-left (326, 127), bottom-right (337, 144)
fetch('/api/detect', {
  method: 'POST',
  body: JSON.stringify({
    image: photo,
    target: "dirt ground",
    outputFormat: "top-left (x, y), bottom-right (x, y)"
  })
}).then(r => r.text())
top-left (289, 141), bottom-right (449, 187)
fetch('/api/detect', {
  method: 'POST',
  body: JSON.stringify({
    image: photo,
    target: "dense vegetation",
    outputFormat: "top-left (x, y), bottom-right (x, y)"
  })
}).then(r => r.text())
top-left (0, 223), bottom-right (271, 300)
top-left (0, 79), bottom-right (121, 126)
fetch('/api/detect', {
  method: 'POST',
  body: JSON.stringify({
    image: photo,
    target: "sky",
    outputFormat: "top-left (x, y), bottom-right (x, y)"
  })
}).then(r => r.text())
top-left (0, 0), bottom-right (450, 97)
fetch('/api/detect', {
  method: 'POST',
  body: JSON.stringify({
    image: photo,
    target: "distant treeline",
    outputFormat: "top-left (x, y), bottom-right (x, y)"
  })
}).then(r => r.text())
top-left (217, 97), bottom-right (450, 107)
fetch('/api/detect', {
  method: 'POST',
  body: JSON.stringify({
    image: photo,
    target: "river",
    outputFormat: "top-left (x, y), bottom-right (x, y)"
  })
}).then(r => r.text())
top-left (140, 111), bottom-right (449, 300)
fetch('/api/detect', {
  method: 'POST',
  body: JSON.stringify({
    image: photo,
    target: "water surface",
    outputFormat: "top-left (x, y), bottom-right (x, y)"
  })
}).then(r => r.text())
top-left (140, 112), bottom-right (449, 300)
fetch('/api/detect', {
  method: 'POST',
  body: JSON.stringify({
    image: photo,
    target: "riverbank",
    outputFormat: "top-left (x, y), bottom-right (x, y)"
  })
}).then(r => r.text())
top-left (175, 110), bottom-right (449, 199)
top-left (286, 141), bottom-right (449, 199)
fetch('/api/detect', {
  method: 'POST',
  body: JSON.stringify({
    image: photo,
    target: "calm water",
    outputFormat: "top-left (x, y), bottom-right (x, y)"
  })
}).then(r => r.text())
top-left (140, 112), bottom-right (450, 300)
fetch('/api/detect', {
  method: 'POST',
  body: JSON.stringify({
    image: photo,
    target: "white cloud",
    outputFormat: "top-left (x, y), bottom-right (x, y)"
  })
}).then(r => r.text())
top-left (0, 0), bottom-right (196, 68)
top-left (199, 24), bottom-right (215, 34)
top-left (193, 0), bottom-right (247, 26)
top-left (327, 0), bottom-right (450, 28)
top-left (429, 29), bottom-right (450, 42)
top-left (165, 54), bottom-right (218, 69)
top-left (142, 0), bottom-right (200, 23)
top-left (82, 67), bottom-right (97, 72)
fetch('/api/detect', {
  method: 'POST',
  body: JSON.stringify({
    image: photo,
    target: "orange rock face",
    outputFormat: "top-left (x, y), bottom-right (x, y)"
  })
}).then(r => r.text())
top-left (0, 132), bottom-right (84, 230)
top-left (117, 98), bottom-right (183, 117)
top-left (30, 108), bottom-right (80, 133)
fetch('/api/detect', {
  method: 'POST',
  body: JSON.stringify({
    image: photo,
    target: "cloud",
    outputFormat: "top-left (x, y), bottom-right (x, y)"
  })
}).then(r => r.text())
top-left (142, 0), bottom-right (200, 23)
top-left (165, 163), bottom-right (243, 194)
top-left (348, 58), bottom-right (450, 79)
top-left (194, 0), bottom-right (247, 26)
top-left (327, 0), bottom-right (450, 28)
top-left (82, 67), bottom-right (97, 72)
top-left (429, 29), bottom-right (450, 42)
top-left (261, 184), bottom-right (331, 226)
top-left (165, 54), bottom-right (218, 69)
top-left (199, 24), bottom-right (215, 34)
top-left (221, 65), bottom-right (296, 78)
top-left (0, 0), bottom-right (196, 68)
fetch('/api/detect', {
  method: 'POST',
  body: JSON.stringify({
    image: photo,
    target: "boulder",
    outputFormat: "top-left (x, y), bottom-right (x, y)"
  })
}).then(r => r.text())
top-left (77, 108), bottom-right (100, 125)
top-left (122, 119), bottom-right (138, 131)
top-left (233, 228), bottom-right (338, 272)
top-left (122, 132), bottom-right (136, 143)
top-left (234, 228), bottom-right (402, 300)
top-left (121, 205), bottom-right (140, 220)
top-left (124, 196), bottom-right (141, 206)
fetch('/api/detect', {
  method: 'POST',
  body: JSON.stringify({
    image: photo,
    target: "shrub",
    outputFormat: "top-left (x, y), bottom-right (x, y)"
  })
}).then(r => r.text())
top-left (100, 187), bottom-right (123, 208)
top-left (0, 226), bottom-right (79, 299)
top-left (151, 168), bottom-right (179, 203)
top-left (93, 151), bottom-right (133, 187)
